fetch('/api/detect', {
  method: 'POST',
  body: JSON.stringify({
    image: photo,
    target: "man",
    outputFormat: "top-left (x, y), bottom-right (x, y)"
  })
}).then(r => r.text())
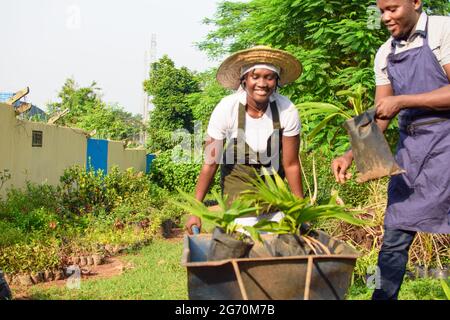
top-left (332, 0), bottom-right (450, 300)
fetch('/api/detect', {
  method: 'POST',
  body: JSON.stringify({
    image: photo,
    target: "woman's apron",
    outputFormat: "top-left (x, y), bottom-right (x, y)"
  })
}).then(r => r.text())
top-left (221, 100), bottom-right (284, 221)
top-left (385, 18), bottom-right (450, 234)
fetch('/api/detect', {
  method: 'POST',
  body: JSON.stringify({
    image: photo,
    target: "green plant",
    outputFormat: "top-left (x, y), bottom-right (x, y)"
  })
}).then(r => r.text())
top-left (441, 278), bottom-right (450, 300)
top-left (298, 84), bottom-right (368, 141)
top-left (0, 221), bottom-right (25, 247)
top-left (173, 189), bottom-right (258, 237)
top-left (243, 169), bottom-right (371, 241)
top-left (150, 149), bottom-right (220, 193)
top-left (0, 238), bottom-right (61, 275)
top-left (58, 165), bottom-right (153, 216)
top-left (300, 150), bottom-right (373, 206)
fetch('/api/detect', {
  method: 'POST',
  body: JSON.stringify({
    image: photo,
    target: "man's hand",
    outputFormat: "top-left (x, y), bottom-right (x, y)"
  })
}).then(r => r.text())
top-left (331, 153), bottom-right (353, 184)
top-left (185, 215), bottom-right (202, 235)
top-left (376, 95), bottom-right (403, 119)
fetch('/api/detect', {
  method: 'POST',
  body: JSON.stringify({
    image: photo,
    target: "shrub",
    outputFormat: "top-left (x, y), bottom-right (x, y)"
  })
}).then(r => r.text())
top-left (0, 182), bottom-right (59, 219)
top-left (0, 221), bottom-right (25, 247)
top-left (150, 149), bottom-right (220, 193)
top-left (58, 165), bottom-right (154, 216)
top-left (0, 238), bottom-right (61, 274)
top-left (301, 151), bottom-right (372, 206)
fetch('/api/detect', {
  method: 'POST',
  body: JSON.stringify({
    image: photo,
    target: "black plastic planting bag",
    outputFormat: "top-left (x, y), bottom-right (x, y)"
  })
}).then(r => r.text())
top-left (344, 109), bottom-right (405, 183)
top-left (207, 227), bottom-right (254, 261)
top-left (264, 234), bottom-right (309, 257)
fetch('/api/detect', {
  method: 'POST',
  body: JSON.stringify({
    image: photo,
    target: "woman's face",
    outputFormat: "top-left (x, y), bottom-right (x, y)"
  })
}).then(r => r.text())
top-left (243, 68), bottom-right (278, 105)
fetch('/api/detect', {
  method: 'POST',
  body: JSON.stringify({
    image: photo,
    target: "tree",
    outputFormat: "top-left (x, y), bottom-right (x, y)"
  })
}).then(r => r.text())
top-left (47, 78), bottom-right (101, 126)
top-left (48, 78), bottom-right (144, 141)
top-left (143, 55), bottom-right (200, 152)
top-left (197, 0), bottom-right (449, 154)
top-left (198, 0), bottom-right (449, 104)
top-left (186, 69), bottom-right (230, 129)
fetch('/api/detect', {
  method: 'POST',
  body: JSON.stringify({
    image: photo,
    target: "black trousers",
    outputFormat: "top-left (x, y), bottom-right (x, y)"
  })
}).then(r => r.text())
top-left (372, 228), bottom-right (416, 300)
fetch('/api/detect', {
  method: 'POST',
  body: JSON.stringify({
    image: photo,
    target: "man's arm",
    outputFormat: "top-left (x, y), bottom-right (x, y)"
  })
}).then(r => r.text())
top-left (376, 64), bottom-right (450, 119)
top-left (332, 84), bottom-right (394, 183)
top-left (282, 135), bottom-right (304, 198)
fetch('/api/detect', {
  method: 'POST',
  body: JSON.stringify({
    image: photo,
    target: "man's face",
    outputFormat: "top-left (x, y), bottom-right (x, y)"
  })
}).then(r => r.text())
top-left (377, 0), bottom-right (421, 39)
top-left (244, 69), bottom-right (278, 105)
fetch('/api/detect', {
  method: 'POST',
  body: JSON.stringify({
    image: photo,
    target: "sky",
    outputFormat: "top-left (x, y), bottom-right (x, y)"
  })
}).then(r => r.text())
top-left (0, 0), bottom-right (224, 115)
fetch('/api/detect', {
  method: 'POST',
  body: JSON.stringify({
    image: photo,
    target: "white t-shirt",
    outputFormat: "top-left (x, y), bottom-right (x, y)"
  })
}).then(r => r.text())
top-left (374, 13), bottom-right (450, 86)
top-left (207, 90), bottom-right (301, 153)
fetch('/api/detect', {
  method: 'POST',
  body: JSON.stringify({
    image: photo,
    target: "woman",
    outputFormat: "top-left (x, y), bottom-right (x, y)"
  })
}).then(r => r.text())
top-left (186, 46), bottom-right (304, 234)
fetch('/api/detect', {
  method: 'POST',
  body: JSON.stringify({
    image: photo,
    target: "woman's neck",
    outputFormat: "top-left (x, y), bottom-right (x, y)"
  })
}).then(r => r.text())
top-left (246, 99), bottom-right (269, 119)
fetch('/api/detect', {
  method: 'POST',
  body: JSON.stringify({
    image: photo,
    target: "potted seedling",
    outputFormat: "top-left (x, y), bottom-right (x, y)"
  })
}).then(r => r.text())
top-left (173, 190), bottom-right (260, 261)
top-left (242, 169), bottom-right (371, 257)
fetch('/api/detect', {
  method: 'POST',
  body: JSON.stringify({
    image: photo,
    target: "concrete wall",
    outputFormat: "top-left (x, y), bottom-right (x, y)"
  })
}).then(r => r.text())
top-left (107, 141), bottom-right (147, 173)
top-left (0, 103), bottom-right (149, 197)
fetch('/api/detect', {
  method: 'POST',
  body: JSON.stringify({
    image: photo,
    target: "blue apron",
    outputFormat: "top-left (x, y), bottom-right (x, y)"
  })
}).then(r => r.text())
top-left (385, 18), bottom-right (450, 234)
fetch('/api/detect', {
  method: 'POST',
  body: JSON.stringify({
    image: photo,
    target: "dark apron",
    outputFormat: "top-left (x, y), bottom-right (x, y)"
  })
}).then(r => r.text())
top-left (385, 18), bottom-right (450, 234)
top-left (221, 101), bottom-right (284, 208)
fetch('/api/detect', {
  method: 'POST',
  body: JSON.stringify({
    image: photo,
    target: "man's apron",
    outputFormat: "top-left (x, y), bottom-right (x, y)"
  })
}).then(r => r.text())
top-left (221, 100), bottom-right (284, 220)
top-left (385, 19), bottom-right (450, 234)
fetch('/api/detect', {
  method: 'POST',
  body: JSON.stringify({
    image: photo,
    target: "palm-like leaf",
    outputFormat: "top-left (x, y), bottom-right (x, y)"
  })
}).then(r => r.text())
top-left (297, 84), bottom-right (368, 141)
top-left (244, 169), bottom-right (371, 235)
top-left (441, 278), bottom-right (450, 300)
top-left (172, 189), bottom-right (258, 235)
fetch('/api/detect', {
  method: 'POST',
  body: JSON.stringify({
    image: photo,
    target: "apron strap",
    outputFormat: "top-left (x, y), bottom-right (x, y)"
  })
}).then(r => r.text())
top-left (270, 101), bottom-right (281, 130)
top-left (233, 101), bottom-right (283, 164)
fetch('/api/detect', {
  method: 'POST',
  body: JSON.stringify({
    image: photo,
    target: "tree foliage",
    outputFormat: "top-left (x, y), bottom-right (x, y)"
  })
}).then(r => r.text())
top-left (197, 0), bottom-right (449, 154)
top-left (143, 55), bottom-right (200, 152)
top-left (48, 78), bottom-right (143, 141)
top-left (186, 69), bottom-right (230, 129)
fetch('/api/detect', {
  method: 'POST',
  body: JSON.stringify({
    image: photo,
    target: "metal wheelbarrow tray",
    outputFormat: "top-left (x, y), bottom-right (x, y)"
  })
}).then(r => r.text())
top-left (182, 231), bottom-right (359, 300)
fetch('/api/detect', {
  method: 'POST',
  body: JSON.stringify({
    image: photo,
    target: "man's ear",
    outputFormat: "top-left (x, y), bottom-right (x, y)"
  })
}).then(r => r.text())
top-left (413, 0), bottom-right (422, 12)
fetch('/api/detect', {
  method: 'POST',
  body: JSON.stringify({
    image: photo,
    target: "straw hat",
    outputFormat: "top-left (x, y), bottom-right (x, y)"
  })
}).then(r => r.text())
top-left (216, 46), bottom-right (302, 90)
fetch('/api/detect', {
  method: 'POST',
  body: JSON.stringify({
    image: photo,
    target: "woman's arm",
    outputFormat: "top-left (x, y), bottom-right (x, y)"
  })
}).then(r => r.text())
top-left (185, 137), bottom-right (222, 234)
top-left (194, 137), bottom-right (222, 201)
top-left (282, 134), bottom-right (304, 199)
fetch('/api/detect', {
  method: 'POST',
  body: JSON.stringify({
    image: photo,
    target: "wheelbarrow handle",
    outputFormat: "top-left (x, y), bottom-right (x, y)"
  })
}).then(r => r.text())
top-left (192, 225), bottom-right (200, 235)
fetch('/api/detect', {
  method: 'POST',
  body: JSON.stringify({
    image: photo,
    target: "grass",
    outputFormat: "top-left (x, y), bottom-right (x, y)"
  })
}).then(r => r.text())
top-left (347, 278), bottom-right (448, 300)
top-left (22, 236), bottom-right (448, 300)
top-left (27, 238), bottom-right (187, 300)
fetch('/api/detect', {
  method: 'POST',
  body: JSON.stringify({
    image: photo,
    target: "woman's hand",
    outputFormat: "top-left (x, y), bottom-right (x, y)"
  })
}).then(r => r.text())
top-left (185, 215), bottom-right (202, 235)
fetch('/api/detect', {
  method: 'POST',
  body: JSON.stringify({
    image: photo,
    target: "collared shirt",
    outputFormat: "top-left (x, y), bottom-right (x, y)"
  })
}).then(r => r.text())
top-left (374, 12), bottom-right (450, 86)
top-left (207, 89), bottom-right (301, 153)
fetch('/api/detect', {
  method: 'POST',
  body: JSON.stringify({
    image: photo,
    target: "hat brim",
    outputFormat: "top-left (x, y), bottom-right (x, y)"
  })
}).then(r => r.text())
top-left (216, 46), bottom-right (302, 90)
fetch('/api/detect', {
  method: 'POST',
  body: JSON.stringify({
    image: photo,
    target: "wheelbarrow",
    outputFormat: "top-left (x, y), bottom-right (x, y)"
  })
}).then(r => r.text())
top-left (181, 230), bottom-right (359, 300)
